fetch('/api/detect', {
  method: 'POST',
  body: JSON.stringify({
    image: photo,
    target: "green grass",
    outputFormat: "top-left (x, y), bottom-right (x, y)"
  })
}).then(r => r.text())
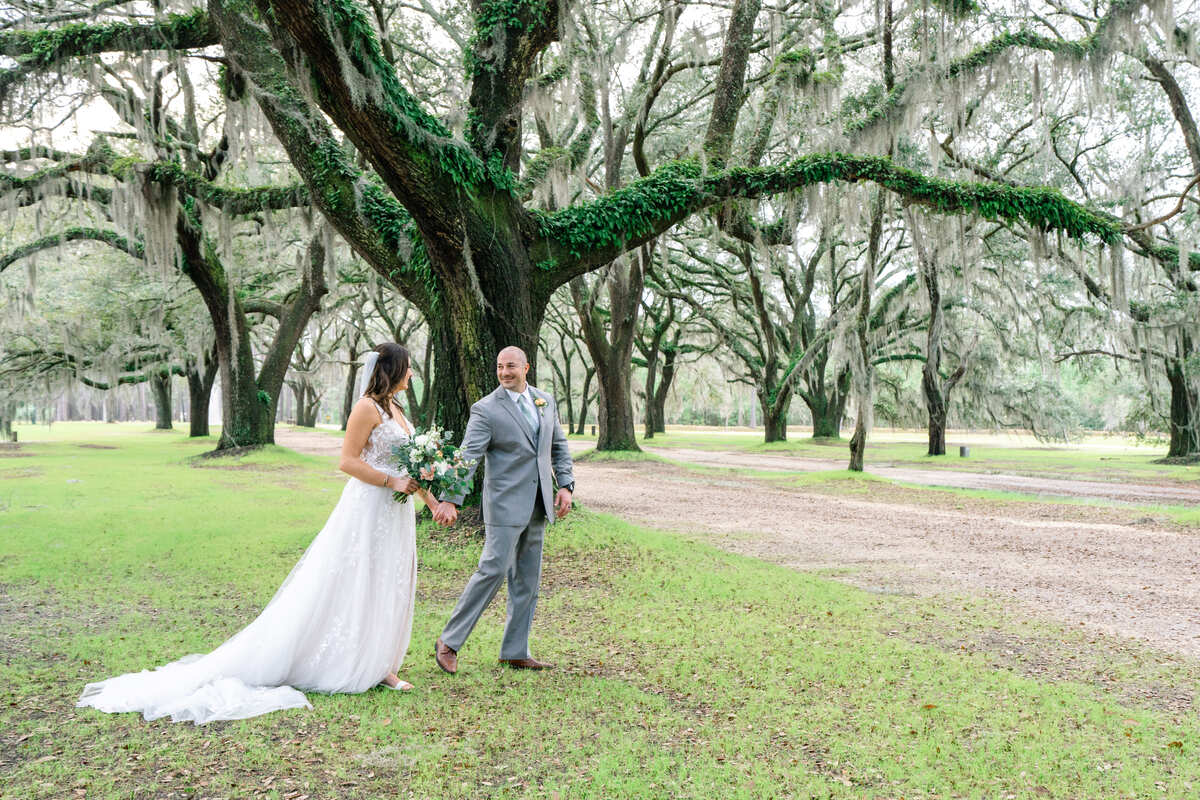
top-left (3, 428), bottom-right (1200, 797)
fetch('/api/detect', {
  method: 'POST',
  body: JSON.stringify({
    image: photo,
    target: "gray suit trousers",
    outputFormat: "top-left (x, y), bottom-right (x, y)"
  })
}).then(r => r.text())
top-left (440, 493), bottom-right (547, 659)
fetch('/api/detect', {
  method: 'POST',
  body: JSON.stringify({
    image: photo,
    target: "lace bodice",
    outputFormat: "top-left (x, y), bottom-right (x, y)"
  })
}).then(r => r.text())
top-left (360, 399), bottom-right (412, 476)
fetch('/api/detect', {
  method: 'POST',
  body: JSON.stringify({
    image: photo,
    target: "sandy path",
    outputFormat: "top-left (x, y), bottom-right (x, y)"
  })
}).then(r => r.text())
top-left (276, 427), bottom-right (1200, 658)
top-left (635, 446), bottom-right (1200, 506)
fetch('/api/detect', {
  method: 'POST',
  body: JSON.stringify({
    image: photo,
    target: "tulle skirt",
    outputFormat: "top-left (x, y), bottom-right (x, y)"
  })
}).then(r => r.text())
top-left (78, 477), bottom-right (417, 724)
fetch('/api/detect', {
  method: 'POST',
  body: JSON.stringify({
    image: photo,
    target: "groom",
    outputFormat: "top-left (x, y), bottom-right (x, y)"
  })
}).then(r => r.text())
top-left (431, 346), bottom-right (575, 672)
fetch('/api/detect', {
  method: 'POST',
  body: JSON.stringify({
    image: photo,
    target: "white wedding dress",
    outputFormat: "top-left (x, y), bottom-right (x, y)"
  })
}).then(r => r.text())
top-left (78, 401), bottom-right (417, 724)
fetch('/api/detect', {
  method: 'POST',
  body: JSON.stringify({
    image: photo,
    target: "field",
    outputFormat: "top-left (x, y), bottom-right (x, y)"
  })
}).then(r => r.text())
top-left (2, 423), bottom-right (1199, 798)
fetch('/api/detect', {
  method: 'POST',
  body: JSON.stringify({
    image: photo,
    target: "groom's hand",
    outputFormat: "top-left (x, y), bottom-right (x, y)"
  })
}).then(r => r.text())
top-left (433, 501), bottom-right (458, 526)
top-left (554, 488), bottom-right (573, 519)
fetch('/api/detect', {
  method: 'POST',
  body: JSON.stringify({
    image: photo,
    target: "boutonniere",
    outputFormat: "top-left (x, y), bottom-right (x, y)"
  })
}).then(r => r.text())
top-left (533, 397), bottom-right (547, 409)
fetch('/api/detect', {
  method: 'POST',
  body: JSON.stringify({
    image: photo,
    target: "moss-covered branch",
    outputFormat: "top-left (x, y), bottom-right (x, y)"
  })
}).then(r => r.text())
top-left (135, 161), bottom-right (309, 214)
top-left (0, 10), bottom-right (218, 101)
top-left (0, 227), bottom-right (143, 273)
top-left (0, 10), bottom-right (217, 62)
top-left (261, 0), bottom-right (501, 200)
top-left (533, 153), bottom-right (1122, 282)
top-left (209, 0), bottom-right (435, 310)
top-left (0, 147), bottom-right (307, 215)
top-left (0, 167), bottom-right (114, 209)
top-left (0, 138), bottom-right (119, 207)
top-left (1, 146), bottom-right (82, 163)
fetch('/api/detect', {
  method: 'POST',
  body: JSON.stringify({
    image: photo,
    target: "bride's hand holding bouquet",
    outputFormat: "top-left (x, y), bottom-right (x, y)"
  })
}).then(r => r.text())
top-left (391, 426), bottom-right (476, 505)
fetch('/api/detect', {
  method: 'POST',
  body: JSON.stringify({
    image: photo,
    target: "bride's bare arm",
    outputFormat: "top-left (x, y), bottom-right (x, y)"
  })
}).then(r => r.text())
top-left (339, 398), bottom-right (417, 493)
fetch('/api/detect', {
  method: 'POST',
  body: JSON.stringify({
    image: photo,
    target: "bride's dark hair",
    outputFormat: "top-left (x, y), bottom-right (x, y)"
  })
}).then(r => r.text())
top-left (363, 342), bottom-right (411, 418)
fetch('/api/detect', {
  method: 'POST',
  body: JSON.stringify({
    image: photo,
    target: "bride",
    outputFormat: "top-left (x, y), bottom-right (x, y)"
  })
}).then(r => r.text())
top-left (78, 342), bottom-right (436, 724)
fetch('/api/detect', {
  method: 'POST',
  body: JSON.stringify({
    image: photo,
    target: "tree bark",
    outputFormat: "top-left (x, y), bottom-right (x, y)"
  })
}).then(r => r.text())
top-left (575, 366), bottom-right (595, 436)
top-left (570, 247), bottom-right (645, 451)
top-left (291, 379), bottom-right (320, 427)
top-left (1165, 335), bottom-right (1200, 458)
top-left (342, 337), bottom-right (361, 431)
top-left (548, 349), bottom-right (575, 433)
top-left (185, 346), bottom-right (218, 437)
top-left (149, 369), bottom-right (173, 430)
top-left (405, 335), bottom-right (435, 428)
top-left (649, 346), bottom-right (676, 435)
top-left (848, 198), bottom-right (885, 472)
top-left (804, 366), bottom-right (850, 438)
top-left (639, 305), bottom-right (677, 440)
top-left (594, 358), bottom-right (640, 450)
top-left (642, 350), bottom-right (660, 440)
top-left (762, 393), bottom-right (790, 443)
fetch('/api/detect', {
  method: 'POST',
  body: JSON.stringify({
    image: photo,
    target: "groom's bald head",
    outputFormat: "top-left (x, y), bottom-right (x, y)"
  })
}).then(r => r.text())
top-left (497, 346), bottom-right (528, 365)
top-left (496, 346), bottom-right (530, 391)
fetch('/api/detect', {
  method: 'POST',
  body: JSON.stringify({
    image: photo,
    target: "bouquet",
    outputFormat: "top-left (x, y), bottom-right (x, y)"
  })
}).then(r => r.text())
top-left (390, 426), bottom-right (476, 505)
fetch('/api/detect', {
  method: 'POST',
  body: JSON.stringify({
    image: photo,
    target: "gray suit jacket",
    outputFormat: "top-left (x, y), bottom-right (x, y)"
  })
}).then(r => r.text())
top-left (445, 384), bottom-right (575, 527)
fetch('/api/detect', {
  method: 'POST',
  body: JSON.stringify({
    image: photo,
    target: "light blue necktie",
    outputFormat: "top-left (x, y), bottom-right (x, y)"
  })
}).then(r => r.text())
top-left (519, 393), bottom-right (540, 437)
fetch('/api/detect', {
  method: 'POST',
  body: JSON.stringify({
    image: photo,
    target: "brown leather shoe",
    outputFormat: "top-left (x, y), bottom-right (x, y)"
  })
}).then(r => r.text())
top-left (434, 638), bottom-right (457, 674)
top-left (499, 657), bottom-right (554, 670)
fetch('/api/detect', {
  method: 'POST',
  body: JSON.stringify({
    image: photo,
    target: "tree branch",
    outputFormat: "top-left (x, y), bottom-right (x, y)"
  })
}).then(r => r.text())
top-left (0, 227), bottom-right (143, 273)
top-left (0, 10), bottom-right (219, 102)
top-left (209, 1), bottom-right (432, 310)
top-left (535, 153), bottom-right (1122, 283)
top-left (253, 0), bottom-right (493, 241)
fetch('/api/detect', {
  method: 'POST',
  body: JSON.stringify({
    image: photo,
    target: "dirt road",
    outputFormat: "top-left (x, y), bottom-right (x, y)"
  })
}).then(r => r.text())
top-left (629, 445), bottom-right (1200, 506)
top-left (276, 427), bottom-right (1200, 659)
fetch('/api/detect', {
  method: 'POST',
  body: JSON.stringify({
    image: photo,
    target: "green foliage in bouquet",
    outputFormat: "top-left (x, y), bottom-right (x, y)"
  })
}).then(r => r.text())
top-left (390, 427), bottom-right (476, 504)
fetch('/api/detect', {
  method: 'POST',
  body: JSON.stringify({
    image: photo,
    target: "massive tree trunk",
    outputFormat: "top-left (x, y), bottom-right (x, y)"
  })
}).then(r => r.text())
top-left (427, 265), bottom-right (546, 433)
top-left (149, 368), bottom-right (173, 430)
top-left (803, 366), bottom-right (850, 438)
top-left (762, 387), bottom-right (792, 443)
top-left (185, 346), bottom-right (219, 437)
top-left (569, 248), bottom-right (646, 451)
top-left (647, 346), bottom-right (677, 436)
top-left (1165, 336), bottom-right (1200, 459)
top-left (593, 359), bottom-right (639, 450)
